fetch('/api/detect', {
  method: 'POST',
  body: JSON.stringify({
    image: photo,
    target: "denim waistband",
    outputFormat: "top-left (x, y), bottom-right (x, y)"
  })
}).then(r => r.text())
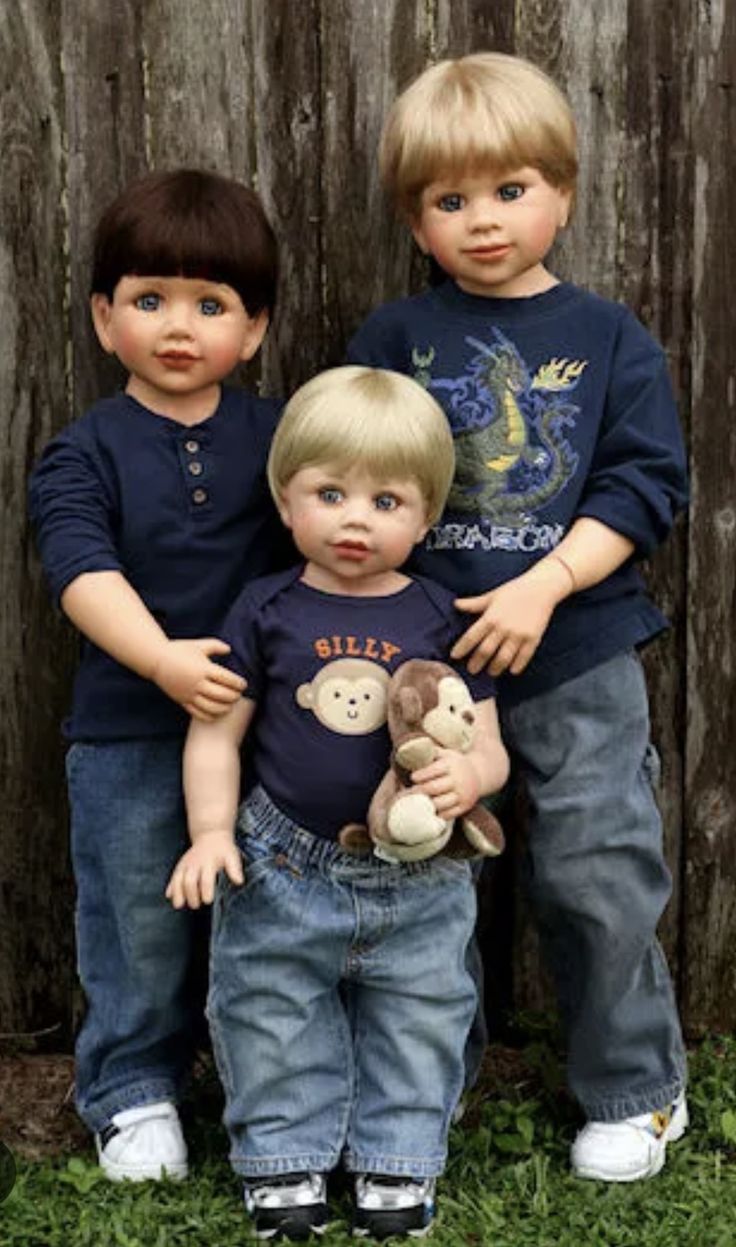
top-left (238, 785), bottom-right (460, 883)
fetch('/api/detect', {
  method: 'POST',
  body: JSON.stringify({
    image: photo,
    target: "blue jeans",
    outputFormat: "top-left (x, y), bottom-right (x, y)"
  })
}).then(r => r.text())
top-left (66, 738), bottom-right (200, 1131)
top-left (500, 650), bottom-right (687, 1120)
top-left (208, 786), bottom-right (477, 1178)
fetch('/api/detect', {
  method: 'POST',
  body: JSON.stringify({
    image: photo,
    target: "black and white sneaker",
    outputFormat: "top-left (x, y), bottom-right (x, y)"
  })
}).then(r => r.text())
top-left (353, 1174), bottom-right (436, 1239)
top-left (243, 1171), bottom-right (328, 1241)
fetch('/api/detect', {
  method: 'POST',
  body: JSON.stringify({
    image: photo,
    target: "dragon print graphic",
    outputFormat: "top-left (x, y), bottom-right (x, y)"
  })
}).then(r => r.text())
top-left (412, 329), bottom-right (587, 527)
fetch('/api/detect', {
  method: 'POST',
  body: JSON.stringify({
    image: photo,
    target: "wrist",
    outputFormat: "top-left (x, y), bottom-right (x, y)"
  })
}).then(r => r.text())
top-left (528, 554), bottom-right (576, 604)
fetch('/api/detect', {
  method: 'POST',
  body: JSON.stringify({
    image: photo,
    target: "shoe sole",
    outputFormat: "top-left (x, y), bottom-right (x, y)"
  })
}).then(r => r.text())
top-left (572, 1098), bottom-right (689, 1183)
top-left (99, 1158), bottom-right (188, 1182)
top-left (254, 1220), bottom-right (328, 1241)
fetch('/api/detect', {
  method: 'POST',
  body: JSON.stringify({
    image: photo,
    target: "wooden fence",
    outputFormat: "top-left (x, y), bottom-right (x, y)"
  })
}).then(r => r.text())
top-left (1, 0), bottom-right (734, 1046)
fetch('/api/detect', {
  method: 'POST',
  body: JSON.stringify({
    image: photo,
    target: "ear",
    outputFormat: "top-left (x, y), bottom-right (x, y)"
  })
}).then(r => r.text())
top-left (276, 490), bottom-right (293, 530)
top-left (239, 308), bottom-right (269, 362)
top-left (397, 686), bottom-right (423, 726)
top-left (410, 216), bottom-right (430, 255)
top-left (557, 188), bottom-right (573, 230)
top-left (90, 294), bottom-right (115, 354)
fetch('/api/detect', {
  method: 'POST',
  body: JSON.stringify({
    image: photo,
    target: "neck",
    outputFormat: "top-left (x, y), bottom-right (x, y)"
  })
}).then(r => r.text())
top-left (301, 562), bottom-right (410, 597)
top-left (125, 377), bottom-right (222, 425)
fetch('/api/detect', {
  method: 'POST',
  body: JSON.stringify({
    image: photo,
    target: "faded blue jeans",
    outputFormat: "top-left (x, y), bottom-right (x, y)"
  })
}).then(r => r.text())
top-left (66, 738), bottom-right (200, 1131)
top-left (208, 786), bottom-right (478, 1178)
top-left (500, 649), bottom-right (687, 1120)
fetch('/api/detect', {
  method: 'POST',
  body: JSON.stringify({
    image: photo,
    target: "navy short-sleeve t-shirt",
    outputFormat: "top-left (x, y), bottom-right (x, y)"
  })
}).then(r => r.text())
top-left (220, 567), bottom-right (496, 839)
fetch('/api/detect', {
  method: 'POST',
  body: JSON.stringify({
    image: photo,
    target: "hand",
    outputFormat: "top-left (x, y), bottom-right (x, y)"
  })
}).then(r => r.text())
top-left (452, 562), bottom-right (570, 676)
top-left (411, 749), bottom-right (481, 821)
top-left (150, 639), bottom-right (246, 720)
top-left (165, 832), bottom-right (244, 909)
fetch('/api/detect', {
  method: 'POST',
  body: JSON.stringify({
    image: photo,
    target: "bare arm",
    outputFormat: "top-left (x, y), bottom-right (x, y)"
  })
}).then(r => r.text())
top-left (411, 698), bottom-right (510, 821)
top-left (61, 570), bottom-right (246, 719)
top-left (452, 517), bottom-right (635, 676)
top-left (166, 697), bottom-right (256, 908)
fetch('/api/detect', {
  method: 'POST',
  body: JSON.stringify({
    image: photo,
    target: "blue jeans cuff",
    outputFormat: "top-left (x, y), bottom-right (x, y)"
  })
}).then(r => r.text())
top-left (581, 1075), bottom-right (686, 1122)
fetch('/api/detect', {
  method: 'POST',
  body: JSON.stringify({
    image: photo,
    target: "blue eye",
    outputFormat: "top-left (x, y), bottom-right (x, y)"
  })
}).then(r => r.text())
top-left (200, 297), bottom-right (222, 316)
top-left (319, 487), bottom-right (343, 505)
top-left (136, 293), bottom-right (160, 312)
top-left (498, 183), bottom-right (523, 202)
top-left (438, 194), bottom-right (464, 212)
top-left (375, 493), bottom-right (398, 512)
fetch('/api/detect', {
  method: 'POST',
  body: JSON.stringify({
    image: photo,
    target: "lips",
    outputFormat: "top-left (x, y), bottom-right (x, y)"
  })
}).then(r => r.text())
top-left (332, 541), bottom-right (370, 561)
top-left (465, 245), bottom-right (511, 260)
top-left (157, 351), bottom-right (199, 366)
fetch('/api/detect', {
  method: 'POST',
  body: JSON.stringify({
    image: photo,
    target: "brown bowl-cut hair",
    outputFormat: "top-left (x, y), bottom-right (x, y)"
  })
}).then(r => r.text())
top-left (91, 168), bottom-right (278, 315)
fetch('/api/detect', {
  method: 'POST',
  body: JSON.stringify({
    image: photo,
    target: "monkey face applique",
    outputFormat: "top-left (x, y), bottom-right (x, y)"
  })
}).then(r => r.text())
top-left (295, 658), bottom-right (391, 736)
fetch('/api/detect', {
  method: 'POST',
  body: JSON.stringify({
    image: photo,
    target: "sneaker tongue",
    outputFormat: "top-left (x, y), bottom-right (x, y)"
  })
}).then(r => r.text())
top-left (371, 1175), bottom-right (414, 1187)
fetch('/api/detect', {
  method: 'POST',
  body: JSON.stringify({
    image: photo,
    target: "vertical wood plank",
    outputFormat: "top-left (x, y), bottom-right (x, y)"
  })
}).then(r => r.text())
top-left (249, 0), bottom-right (323, 394)
top-left (141, 1), bottom-right (266, 394)
top-left (620, 0), bottom-right (695, 980)
top-left (61, 0), bottom-right (147, 414)
top-left (142, 0), bottom-right (253, 175)
top-left (683, 0), bottom-right (736, 1034)
top-left (0, 0), bottom-right (76, 1038)
top-left (320, 0), bottom-right (433, 361)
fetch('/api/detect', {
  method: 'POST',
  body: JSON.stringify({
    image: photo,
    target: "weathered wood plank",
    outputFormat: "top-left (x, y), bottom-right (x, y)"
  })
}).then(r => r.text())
top-left (683, 0), bottom-right (736, 1034)
top-left (0, 0), bottom-right (77, 1038)
top-left (249, 0), bottom-right (323, 394)
top-left (620, 0), bottom-right (695, 985)
top-left (320, 0), bottom-right (433, 361)
top-left (61, 0), bottom-right (147, 414)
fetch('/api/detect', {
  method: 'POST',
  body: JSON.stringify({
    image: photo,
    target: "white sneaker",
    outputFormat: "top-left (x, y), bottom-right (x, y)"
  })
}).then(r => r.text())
top-left (96, 1101), bottom-right (188, 1182)
top-left (571, 1091), bottom-right (688, 1182)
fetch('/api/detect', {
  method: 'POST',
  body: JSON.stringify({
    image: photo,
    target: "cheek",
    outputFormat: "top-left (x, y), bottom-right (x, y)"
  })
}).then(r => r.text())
top-left (204, 326), bottom-right (244, 371)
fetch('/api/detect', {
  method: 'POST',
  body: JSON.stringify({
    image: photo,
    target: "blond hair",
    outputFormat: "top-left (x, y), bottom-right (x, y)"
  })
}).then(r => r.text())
top-left (268, 366), bottom-right (455, 526)
top-left (381, 52), bottom-right (577, 217)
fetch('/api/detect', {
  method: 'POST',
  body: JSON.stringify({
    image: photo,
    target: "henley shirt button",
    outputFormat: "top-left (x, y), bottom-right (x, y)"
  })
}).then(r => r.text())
top-left (184, 439), bottom-right (200, 453)
top-left (188, 461), bottom-right (203, 476)
top-left (192, 487), bottom-right (208, 504)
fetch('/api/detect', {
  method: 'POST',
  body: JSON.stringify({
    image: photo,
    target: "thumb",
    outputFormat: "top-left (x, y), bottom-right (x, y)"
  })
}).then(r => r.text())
top-left (454, 594), bottom-right (489, 614)
top-left (197, 637), bottom-right (232, 657)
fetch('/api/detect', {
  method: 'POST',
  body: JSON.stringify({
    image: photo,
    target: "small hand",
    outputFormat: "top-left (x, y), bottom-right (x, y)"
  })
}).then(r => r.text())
top-left (452, 562), bottom-right (569, 676)
top-left (165, 832), bottom-right (244, 909)
top-left (411, 748), bottom-right (481, 821)
top-left (151, 639), bottom-right (246, 720)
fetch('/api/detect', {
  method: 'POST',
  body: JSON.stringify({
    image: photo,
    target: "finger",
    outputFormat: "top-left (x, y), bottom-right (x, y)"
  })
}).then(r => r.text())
top-left (207, 666), bottom-right (247, 691)
top-left (410, 762), bottom-right (449, 784)
top-left (451, 618), bottom-right (496, 661)
top-left (508, 638), bottom-right (539, 675)
top-left (465, 634), bottom-right (503, 674)
top-left (225, 850), bottom-right (245, 887)
top-left (198, 638), bottom-right (233, 656)
top-left (200, 865), bottom-right (216, 906)
top-left (183, 869), bottom-right (204, 910)
top-left (489, 641), bottom-right (521, 676)
top-left (193, 690), bottom-right (239, 716)
top-left (432, 791), bottom-right (461, 813)
top-left (454, 594), bottom-right (490, 613)
top-left (200, 680), bottom-right (243, 702)
top-left (165, 872), bottom-right (184, 909)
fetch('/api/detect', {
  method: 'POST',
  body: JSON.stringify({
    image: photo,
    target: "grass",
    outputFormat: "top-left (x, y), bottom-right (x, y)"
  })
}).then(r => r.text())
top-left (3, 1029), bottom-right (736, 1246)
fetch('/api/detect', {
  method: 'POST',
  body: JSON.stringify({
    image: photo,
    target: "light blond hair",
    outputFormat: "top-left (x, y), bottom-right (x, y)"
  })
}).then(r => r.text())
top-left (268, 366), bottom-right (455, 526)
top-left (380, 52), bottom-right (577, 217)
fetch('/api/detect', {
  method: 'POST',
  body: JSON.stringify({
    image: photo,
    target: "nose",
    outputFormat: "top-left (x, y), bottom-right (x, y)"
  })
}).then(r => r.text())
top-left (467, 196), bottom-right (499, 232)
top-left (342, 495), bottom-right (372, 526)
top-left (163, 300), bottom-right (196, 338)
